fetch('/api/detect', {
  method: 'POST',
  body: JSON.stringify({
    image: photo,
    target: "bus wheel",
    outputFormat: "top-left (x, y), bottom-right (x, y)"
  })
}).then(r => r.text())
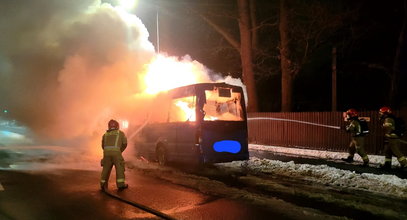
top-left (156, 146), bottom-right (167, 166)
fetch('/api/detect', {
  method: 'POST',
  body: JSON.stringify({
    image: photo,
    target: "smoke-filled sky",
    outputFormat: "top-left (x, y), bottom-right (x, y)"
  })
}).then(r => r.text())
top-left (0, 0), bottom-right (227, 145)
top-left (0, 0), bottom-right (159, 141)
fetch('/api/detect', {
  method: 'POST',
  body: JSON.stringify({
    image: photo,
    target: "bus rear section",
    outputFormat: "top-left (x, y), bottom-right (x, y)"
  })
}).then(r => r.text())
top-left (196, 83), bottom-right (249, 163)
top-left (198, 120), bottom-right (248, 163)
top-left (133, 83), bottom-right (249, 165)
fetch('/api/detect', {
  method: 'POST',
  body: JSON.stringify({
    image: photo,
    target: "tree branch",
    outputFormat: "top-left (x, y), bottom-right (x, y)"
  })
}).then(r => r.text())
top-left (193, 10), bottom-right (241, 53)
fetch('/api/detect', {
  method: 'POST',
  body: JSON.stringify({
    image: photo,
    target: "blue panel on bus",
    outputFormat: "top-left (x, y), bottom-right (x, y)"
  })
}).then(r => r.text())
top-left (213, 140), bottom-right (241, 154)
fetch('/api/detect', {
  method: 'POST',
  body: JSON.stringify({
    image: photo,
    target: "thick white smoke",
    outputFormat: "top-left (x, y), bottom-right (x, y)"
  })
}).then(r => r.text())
top-left (0, 0), bottom-right (246, 162)
top-left (1, 1), bottom-right (154, 142)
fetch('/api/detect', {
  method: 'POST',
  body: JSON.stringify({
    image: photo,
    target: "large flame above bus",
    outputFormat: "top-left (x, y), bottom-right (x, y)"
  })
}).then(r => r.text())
top-left (1, 0), bottom-right (246, 144)
top-left (138, 53), bottom-right (246, 123)
top-left (142, 54), bottom-right (213, 95)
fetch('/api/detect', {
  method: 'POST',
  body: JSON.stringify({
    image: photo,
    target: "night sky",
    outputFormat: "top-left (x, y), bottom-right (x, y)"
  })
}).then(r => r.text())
top-left (1, 0), bottom-right (406, 120)
top-left (132, 0), bottom-right (407, 112)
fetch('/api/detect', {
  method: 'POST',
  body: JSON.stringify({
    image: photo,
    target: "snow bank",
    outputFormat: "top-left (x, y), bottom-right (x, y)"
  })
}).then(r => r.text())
top-left (250, 144), bottom-right (404, 166)
top-left (217, 157), bottom-right (407, 199)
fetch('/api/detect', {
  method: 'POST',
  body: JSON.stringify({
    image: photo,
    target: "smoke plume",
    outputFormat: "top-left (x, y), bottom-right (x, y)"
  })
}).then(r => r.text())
top-left (1, 0), bottom-right (155, 142)
top-left (0, 0), bottom-right (245, 157)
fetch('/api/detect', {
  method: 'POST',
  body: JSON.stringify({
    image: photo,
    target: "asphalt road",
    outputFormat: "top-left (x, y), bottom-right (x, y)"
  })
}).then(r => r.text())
top-left (1, 147), bottom-right (405, 219)
top-left (0, 168), bottom-right (292, 220)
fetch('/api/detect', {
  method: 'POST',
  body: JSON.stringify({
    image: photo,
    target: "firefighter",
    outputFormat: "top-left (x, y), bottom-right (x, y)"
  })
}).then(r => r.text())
top-left (100, 119), bottom-right (128, 191)
top-left (379, 107), bottom-right (407, 169)
top-left (341, 109), bottom-right (369, 166)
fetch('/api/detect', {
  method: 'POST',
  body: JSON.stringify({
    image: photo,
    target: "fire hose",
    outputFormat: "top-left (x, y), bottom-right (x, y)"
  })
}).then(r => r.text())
top-left (102, 115), bottom-right (179, 219)
top-left (248, 117), bottom-right (407, 144)
top-left (248, 117), bottom-right (341, 129)
top-left (102, 189), bottom-right (177, 220)
top-left (127, 114), bottom-right (151, 142)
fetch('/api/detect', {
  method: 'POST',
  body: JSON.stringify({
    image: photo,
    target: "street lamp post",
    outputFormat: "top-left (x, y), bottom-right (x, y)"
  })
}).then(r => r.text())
top-left (156, 6), bottom-right (159, 53)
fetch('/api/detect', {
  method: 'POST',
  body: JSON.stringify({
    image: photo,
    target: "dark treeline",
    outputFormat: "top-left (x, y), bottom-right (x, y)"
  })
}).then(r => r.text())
top-left (135, 0), bottom-right (407, 112)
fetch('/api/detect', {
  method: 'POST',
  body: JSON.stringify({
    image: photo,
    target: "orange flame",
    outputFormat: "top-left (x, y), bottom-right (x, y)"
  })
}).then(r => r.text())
top-left (174, 97), bottom-right (196, 121)
top-left (135, 54), bottom-right (214, 123)
top-left (143, 54), bottom-right (211, 95)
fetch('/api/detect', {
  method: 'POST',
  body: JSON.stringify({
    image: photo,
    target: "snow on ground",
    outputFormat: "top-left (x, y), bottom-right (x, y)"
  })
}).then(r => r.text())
top-left (217, 157), bottom-right (407, 199)
top-left (127, 155), bottom-right (407, 219)
top-left (0, 145), bottom-right (99, 171)
top-left (0, 119), bottom-right (99, 171)
top-left (1, 143), bottom-right (406, 200)
top-left (0, 129), bottom-right (33, 146)
top-left (234, 144), bottom-right (407, 198)
top-left (250, 144), bottom-right (403, 166)
top-left (1, 143), bottom-right (406, 218)
top-left (126, 160), bottom-right (346, 220)
top-left (1, 119), bottom-right (405, 218)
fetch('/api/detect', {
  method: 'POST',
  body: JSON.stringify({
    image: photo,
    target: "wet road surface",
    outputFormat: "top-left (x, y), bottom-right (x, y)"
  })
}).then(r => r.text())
top-left (1, 148), bottom-right (405, 219)
top-left (0, 168), bottom-right (298, 220)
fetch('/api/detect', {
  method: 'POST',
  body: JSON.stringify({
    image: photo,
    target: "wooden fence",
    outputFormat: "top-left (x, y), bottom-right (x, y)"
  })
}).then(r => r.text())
top-left (247, 111), bottom-right (407, 155)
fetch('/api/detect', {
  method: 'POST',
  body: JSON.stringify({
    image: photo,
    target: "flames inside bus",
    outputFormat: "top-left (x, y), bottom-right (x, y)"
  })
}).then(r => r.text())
top-left (133, 83), bottom-right (249, 165)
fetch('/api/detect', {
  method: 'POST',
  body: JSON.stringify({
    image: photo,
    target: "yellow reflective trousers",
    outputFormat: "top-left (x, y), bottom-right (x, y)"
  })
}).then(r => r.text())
top-left (100, 150), bottom-right (126, 188)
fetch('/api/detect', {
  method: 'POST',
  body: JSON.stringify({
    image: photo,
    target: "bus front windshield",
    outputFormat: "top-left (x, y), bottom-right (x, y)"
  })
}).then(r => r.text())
top-left (203, 87), bottom-right (244, 121)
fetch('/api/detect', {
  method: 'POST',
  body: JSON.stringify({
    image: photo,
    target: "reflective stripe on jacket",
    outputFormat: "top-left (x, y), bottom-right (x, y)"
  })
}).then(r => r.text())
top-left (383, 117), bottom-right (398, 139)
top-left (102, 129), bottom-right (127, 152)
top-left (346, 119), bottom-right (362, 137)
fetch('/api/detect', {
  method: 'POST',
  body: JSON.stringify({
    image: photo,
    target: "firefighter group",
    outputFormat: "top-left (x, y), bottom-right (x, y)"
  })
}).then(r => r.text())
top-left (99, 106), bottom-right (406, 191)
top-left (342, 107), bottom-right (406, 169)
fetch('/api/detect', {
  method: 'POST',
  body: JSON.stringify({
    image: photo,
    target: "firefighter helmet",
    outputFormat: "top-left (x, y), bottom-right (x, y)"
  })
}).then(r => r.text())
top-left (379, 106), bottom-right (392, 115)
top-left (345, 108), bottom-right (358, 118)
top-left (108, 119), bottom-right (120, 130)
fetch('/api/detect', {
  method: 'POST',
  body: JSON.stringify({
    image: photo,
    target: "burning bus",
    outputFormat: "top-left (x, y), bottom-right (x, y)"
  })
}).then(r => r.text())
top-left (133, 82), bottom-right (249, 165)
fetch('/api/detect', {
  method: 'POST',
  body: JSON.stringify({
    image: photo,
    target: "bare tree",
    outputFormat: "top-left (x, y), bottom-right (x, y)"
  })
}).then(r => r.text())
top-left (390, 0), bottom-right (407, 107)
top-left (192, 0), bottom-right (258, 111)
top-left (358, 1), bottom-right (407, 108)
top-left (278, 0), bottom-right (345, 111)
top-left (190, 0), bottom-right (347, 112)
top-left (279, 0), bottom-right (293, 112)
top-left (237, 0), bottom-right (258, 112)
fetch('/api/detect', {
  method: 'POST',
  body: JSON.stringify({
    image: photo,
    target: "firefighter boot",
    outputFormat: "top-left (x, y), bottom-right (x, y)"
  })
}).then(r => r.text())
top-left (100, 182), bottom-right (108, 192)
top-left (118, 184), bottom-right (128, 191)
top-left (380, 162), bottom-right (392, 170)
top-left (341, 156), bottom-right (354, 163)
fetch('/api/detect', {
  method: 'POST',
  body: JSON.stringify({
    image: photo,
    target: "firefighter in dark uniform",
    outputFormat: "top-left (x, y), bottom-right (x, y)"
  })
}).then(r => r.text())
top-left (342, 109), bottom-right (369, 166)
top-left (100, 119), bottom-right (128, 191)
top-left (379, 107), bottom-right (407, 169)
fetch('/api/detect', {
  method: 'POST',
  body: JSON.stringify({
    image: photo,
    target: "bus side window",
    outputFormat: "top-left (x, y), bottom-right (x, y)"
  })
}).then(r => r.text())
top-left (169, 96), bottom-right (196, 122)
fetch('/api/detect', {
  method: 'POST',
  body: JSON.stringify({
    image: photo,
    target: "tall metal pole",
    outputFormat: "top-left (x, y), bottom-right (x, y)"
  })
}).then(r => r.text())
top-left (156, 6), bottom-right (160, 53)
top-left (332, 47), bottom-right (337, 111)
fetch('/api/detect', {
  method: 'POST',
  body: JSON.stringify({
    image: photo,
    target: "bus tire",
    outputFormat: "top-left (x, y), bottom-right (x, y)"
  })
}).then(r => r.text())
top-left (156, 146), bottom-right (167, 166)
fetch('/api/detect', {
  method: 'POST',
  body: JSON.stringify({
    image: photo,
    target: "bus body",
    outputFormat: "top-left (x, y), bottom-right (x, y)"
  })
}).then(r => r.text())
top-left (134, 82), bottom-right (249, 165)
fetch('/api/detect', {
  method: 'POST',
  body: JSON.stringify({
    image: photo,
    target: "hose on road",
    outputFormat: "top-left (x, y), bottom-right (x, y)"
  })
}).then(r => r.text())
top-left (102, 189), bottom-right (177, 220)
